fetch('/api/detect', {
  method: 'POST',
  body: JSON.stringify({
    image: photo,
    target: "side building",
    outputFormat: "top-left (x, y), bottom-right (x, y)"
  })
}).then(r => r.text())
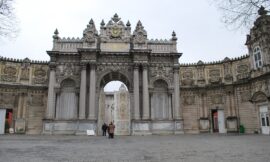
top-left (0, 9), bottom-right (269, 135)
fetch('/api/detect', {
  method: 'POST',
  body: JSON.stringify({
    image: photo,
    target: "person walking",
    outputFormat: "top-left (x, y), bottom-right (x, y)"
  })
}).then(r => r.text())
top-left (102, 123), bottom-right (108, 136)
top-left (108, 122), bottom-right (115, 139)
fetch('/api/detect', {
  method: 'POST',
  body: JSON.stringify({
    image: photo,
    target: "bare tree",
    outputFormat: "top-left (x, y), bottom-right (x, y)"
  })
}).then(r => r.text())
top-left (0, 0), bottom-right (17, 39)
top-left (212, 0), bottom-right (270, 29)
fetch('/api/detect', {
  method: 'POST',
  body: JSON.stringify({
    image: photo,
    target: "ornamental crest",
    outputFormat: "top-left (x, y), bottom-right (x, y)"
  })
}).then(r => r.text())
top-left (83, 19), bottom-right (97, 43)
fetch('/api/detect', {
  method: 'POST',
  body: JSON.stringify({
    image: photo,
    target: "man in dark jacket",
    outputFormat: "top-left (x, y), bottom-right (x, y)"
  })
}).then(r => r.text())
top-left (102, 123), bottom-right (108, 136)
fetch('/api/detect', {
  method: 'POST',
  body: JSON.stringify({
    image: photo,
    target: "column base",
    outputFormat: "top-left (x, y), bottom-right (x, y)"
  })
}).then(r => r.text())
top-left (226, 116), bottom-right (238, 133)
top-left (43, 119), bottom-right (97, 135)
top-left (174, 119), bottom-right (184, 134)
top-left (132, 120), bottom-right (152, 135)
top-left (15, 118), bottom-right (26, 134)
top-left (199, 118), bottom-right (210, 133)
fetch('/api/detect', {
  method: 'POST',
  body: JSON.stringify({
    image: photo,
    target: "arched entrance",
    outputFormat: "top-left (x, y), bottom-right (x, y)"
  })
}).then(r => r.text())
top-left (56, 78), bottom-right (78, 119)
top-left (97, 72), bottom-right (132, 136)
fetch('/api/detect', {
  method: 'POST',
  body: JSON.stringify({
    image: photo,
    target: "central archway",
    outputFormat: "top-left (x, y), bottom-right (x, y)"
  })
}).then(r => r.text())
top-left (97, 71), bottom-right (132, 136)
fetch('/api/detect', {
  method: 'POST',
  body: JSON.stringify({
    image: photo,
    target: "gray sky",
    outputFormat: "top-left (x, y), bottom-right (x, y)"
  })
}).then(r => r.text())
top-left (0, 0), bottom-right (249, 91)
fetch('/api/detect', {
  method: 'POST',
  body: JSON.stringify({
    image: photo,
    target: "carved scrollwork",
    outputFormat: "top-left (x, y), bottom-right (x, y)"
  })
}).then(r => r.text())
top-left (133, 20), bottom-right (147, 44)
top-left (209, 69), bottom-right (221, 84)
top-left (83, 19), bottom-right (98, 43)
top-left (1, 66), bottom-right (17, 82)
top-left (236, 64), bottom-right (250, 80)
top-left (150, 65), bottom-right (172, 79)
top-left (33, 67), bottom-right (47, 84)
top-left (181, 70), bottom-right (194, 86)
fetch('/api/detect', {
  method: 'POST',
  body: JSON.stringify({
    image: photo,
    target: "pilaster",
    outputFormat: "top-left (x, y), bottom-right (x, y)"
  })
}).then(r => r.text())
top-left (46, 64), bottom-right (56, 119)
top-left (88, 63), bottom-right (96, 120)
top-left (173, 66), bottom-right (181, 119)
top-left (133, 64), bottom-right (140, 120)
top-left (142, 65), bottom-right (149, 120)
top-left (79, 64), bottom-right (87, 119)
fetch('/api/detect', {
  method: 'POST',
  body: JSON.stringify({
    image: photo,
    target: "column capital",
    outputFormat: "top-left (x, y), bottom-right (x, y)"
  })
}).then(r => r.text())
top-left (142, 63), bottom-right (149, 69)
top-left (80, 63), bottom-right (87, 70)
top-left (89, 63), bottom-right (97, 68)
top-left (173, 66), bottom-right (180, 73)
top-left (49, 63), bottom-right (56, 70)
top-left (133, 64), bottom-right (140, 69)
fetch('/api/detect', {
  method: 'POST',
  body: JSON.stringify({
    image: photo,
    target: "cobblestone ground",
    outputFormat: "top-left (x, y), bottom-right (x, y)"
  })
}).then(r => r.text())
top-left (0, 134), bottom-right (269, 162)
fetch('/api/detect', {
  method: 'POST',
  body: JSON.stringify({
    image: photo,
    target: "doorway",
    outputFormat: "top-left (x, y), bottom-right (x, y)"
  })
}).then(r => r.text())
top-left (259, 105), bottom-right (270, 135)
top-left (98, 78), bottom-right (131, 136)
top-left (211, 109), bottom-right (226, 133)
top-left (0, 109), bottom-right (13, 134)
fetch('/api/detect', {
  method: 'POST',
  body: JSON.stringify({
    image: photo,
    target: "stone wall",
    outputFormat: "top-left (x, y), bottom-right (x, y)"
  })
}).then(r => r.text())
top-left (0, 57), bottom-right (48, 134)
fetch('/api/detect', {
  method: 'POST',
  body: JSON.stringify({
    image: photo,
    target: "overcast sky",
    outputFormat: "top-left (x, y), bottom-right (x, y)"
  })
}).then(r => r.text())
top-left (0, 0), bottom-right (250, 91)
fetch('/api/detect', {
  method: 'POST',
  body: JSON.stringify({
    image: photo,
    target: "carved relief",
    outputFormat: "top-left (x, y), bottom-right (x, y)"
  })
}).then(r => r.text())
top-left (181, 69), bottom-right (194, 86)
top-left (1, 66), bottom-right (17, 82)
top-left (252, 80), bottom-right (268, 96)
top-left (100, 14), bottom-right (130, 42)
top-left (197, 66), bottom-right (205, 84)
top-left (223, 63), bottom-right (233, 82)
top-left (237, 64), bottom-right (250, 80)
top-left (83, 19), bottom-right (97, 43)
top-left (209, 69), bottom-right (221, 84)
top-left (20, 68), bottom-right (29, 80)
top-left (20, 58), bottom-right (31, 81)
top-left (151, 65), bottom-right (172, 78)
top-left (55, 63), bottom-right (80, 84)
top-left (133, 21), bottom-right (147, 44)
top-left (97, 64), bottom-right (132, 74)
top-left (33, 67), bottom-right (47, 84)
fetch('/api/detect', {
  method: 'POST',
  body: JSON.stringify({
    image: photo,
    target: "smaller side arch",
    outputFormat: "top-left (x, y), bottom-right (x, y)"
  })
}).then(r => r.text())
top-left (149, 76), bottom-right (172, 89)
top-left (250, 91), bottom-right (268, 103)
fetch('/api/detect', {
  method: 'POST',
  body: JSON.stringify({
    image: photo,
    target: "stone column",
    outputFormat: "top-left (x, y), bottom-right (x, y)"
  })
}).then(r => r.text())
top-left (142, 65), bottom-right (149, 120)
top-left (46, 65), bottom-right (56, 119)
top-left (79, 64), bottom-right (87, 119)
top-left (174, 67), bottom-right (181, 119)
top-left (133, 65), bottom-right (140, 120)
top-left (88, 64), bottom-right (96, 120)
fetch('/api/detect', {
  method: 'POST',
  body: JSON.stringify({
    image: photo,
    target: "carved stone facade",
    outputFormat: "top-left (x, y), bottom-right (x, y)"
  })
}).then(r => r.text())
top-left (0, 10), bottom-right (270, 135)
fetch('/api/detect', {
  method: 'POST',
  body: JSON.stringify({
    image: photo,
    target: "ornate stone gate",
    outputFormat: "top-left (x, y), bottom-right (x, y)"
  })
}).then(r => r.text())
top-left (43, 14), bottom-right (183, 135)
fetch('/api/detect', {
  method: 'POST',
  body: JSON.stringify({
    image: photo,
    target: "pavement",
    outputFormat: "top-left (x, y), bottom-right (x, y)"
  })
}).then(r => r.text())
top-left (0, 134), bottom-right (269, 162)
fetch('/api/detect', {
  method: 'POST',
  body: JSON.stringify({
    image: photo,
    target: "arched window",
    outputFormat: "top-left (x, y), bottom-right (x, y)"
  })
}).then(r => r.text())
top-left (253, 46), bottom-right (263, 69)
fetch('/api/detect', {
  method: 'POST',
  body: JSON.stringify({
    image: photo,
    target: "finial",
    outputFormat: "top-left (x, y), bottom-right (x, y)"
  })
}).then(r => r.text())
top-left (112, 13), bottom-right (120, 22)
top-left (171, 30), bottom-right (177, 41)
top-left (54, 28), bottom-right (59, 35)
top-left (89, 19), bottom-right (94, 24)
top-left (126, 20), bottom-right (131, 27)
top-left (53, 28), bottom-right (59, 39)
top-left (258, 6), bottom-right (268, 16)
top-left (137, 20), bottom-right (142, 26)
top-left (100, 19), bottom-right (105, 26)
top-left (172, 31), bottom-right (176, 37)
